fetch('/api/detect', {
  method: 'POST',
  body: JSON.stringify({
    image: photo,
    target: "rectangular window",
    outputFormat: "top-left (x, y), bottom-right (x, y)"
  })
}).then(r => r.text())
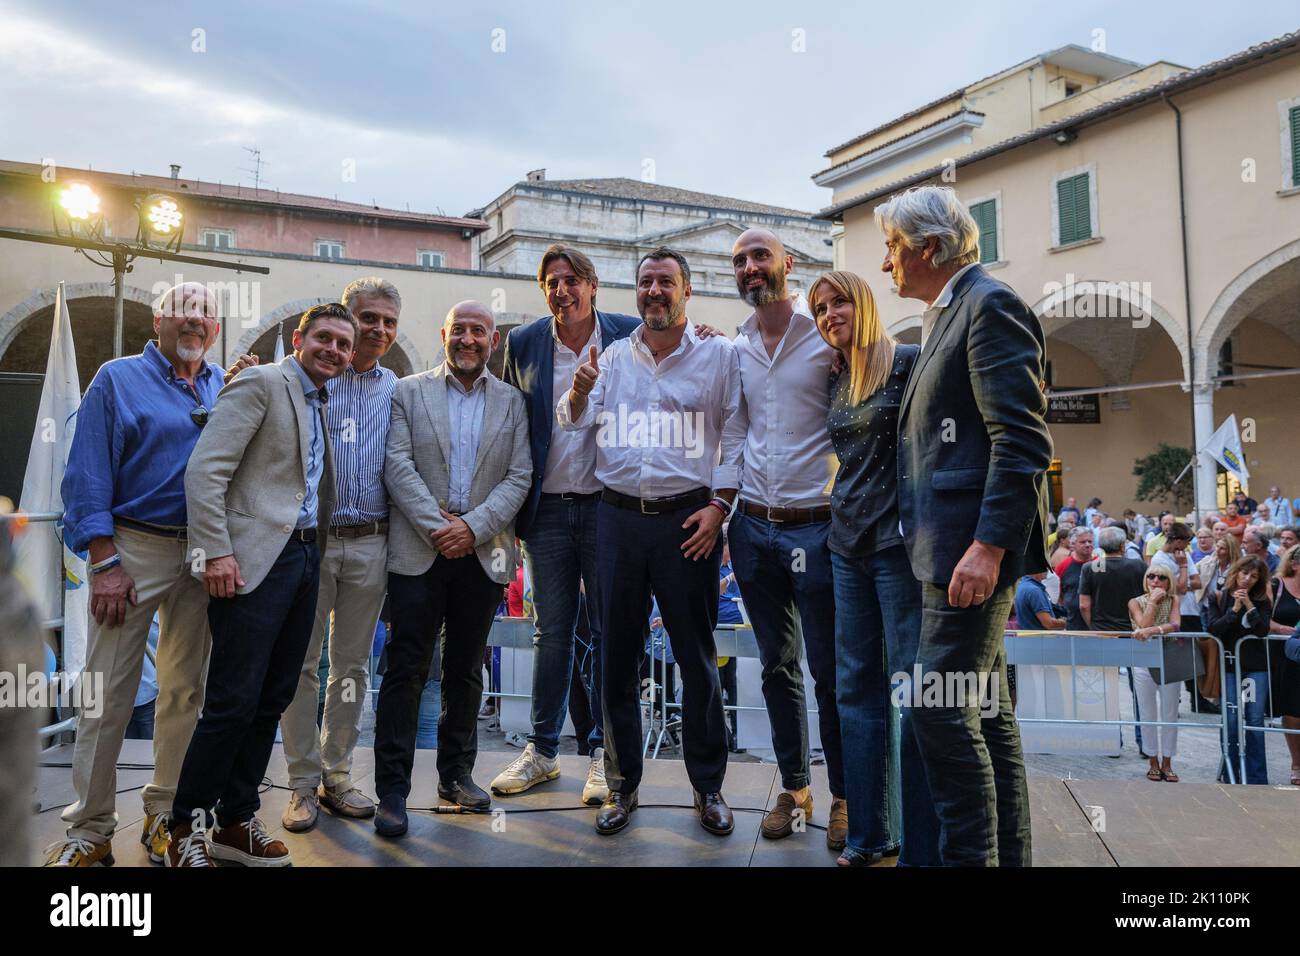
top-left (201, 228), bottom-right (234, 249)
top-left (315, 240), bottom-right (344, 260)
top-left (1291, 105), bottom-right (1300, 187)
top-left (1056, 173), bottom-right (1092, 245)
top-left (417, 250), bottom-right (444, 268)
top-left (969, 199), bottom-right (998, 264)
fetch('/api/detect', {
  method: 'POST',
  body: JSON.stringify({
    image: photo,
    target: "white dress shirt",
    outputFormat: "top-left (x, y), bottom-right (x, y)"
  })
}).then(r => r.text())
top-left (541, 320), bottom-right (603, 495)
top-left (557, 322), bottom-right (743, 499)
top-left (728, 298), bottom-right (836, 508)
top-left (920, 262), bottom-right (979, 346)
top-left (445, 366), bottom-right (488, 513)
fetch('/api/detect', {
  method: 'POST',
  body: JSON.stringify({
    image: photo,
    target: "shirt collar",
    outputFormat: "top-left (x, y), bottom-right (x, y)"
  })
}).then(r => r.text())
top-left (290, 356), bottom-right (328, 403)
top-left (444, 363), bottom-right (490, 394)
top-left (552, 317), bottom-right (601, 352)
top-left (142, 339), bottom-right (214, 384)
top-left (631, 320), bottom-right (696, 358)
top-left (929, 263), bottom-right (979, 310)
top-left (739, 294), bottom-right (815, 342)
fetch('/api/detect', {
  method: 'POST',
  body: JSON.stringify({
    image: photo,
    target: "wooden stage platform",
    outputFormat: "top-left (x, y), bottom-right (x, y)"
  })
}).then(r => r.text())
top-left (32, 739), bottom-right (1300, 867)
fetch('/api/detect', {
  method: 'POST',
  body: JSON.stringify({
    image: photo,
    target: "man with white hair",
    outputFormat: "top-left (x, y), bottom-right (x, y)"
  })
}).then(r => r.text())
top-left (47, 283), bottom-right (224, 866)
top-left (884, 185), bottom-right (1052, 866)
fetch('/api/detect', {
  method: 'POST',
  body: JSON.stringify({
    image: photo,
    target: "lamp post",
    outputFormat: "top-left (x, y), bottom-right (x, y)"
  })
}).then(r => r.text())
top-left (0, 181), bottom-right (270, 359)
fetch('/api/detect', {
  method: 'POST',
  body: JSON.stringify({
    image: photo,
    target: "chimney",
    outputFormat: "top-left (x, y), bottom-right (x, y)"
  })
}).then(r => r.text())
top-left (170, 164), bottom-right (181, 180)
top-left (525, 168), bottom-right (546, 183)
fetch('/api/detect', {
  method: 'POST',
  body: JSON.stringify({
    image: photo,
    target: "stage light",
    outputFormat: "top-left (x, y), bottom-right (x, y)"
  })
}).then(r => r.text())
top-left (142, 194), bottom-right (183, 238)
top-left (59, 183), bottom-right (101, 221)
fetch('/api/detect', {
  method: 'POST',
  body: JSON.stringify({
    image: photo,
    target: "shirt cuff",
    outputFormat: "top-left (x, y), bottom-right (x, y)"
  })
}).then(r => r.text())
top-left (556, 391), bottom-right (594, 430)
top-left (69, 512), bottom-right (115, 554)
top-left (710, 465), bottom-right (739, 491)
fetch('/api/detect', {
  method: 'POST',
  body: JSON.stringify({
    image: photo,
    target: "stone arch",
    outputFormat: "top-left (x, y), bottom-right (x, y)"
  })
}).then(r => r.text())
top-left (0, 281), bottom-right (157, 360)
top-left (1194, 237), bottom-right (1300, 382)
top-left (1029, 280), bottom-right (1188, 383)
top-left (887, 314), bottom-right (922, 344)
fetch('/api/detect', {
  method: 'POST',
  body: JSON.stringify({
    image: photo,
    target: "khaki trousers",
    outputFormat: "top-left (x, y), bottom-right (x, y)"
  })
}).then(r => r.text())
top-left (0, 569), bottom-right (45, 865)
top-left (279, 531), bottom-right (387, 792)
top-left (62, 525), bottom-right (210, 843)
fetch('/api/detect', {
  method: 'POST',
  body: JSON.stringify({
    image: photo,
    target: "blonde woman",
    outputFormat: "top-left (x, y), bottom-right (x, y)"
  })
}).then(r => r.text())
top-left (1129, 564), bottom-right (1182, 782)
top-left (809, 270), bottom-right (937, 867)
top-left (1197, 531), bottom-right (1240, 610)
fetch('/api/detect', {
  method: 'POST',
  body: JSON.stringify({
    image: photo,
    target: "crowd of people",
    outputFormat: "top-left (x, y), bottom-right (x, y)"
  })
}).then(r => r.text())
top-left (1012, 491), bottom-right (1300, 786)
top-left (41, 180), bottom-right (1295, 873)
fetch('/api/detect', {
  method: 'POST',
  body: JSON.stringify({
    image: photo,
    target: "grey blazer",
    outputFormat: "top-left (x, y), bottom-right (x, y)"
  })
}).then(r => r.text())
top-left (186, 357), bottom-right (335, 594)
top-left (384, 364), bottom-right (531, 583)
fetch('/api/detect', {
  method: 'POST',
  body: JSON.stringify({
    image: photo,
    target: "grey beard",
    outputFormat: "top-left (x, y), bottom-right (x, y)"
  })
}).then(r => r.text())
top-left (642, 300), bottom-right (684, 331)
top-left (176, 342), bottom-right (205, 362)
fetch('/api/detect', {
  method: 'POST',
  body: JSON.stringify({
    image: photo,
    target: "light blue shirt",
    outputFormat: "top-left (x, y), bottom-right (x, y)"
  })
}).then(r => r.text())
top-left (445, 367), bottom-right (488, 514)
top-left (326, 363), bottom-right (398, 525)
top-left (291, 358), bottom-right (327, 529)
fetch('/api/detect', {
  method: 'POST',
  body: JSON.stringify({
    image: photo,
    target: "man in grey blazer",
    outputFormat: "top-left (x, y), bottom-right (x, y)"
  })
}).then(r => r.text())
top-left (167, 303), bottom-right (357, 867)
top-left (373, 300), bottom-right (531, 837)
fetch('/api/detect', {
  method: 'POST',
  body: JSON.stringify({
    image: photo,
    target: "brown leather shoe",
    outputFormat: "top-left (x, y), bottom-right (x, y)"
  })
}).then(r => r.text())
top-left (826, 797), bottom-right (849, 851)
top-left (596, 790), bottom-right (638, 835)
top-left (694, 791), bottom-right (734, 836)
top-left (164, 825), bottom-right (214, 868)
top-left (761, 791), bottom-right (813, 840)
top-left (209, 817), bottom-right (291, 867)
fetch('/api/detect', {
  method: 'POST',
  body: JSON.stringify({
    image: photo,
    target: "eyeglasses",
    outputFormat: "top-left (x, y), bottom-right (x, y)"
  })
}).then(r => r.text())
top-left (1145, 574), bottom-right (1166, 581)
top-left (190, 405), bottom-right (209, 427)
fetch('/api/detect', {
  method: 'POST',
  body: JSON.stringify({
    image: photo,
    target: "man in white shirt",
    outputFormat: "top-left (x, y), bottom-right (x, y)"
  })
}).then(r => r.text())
top-left (722, 228), bottom-right (846, 849)
top-left (558, 246), bottom-right (743, 837)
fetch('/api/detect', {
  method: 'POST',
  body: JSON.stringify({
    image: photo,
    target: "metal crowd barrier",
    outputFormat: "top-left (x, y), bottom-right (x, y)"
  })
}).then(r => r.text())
top-left (1230, 633), bottom-right (1300, 784)
top-left (1005, 628), bottom-right (1235, 783)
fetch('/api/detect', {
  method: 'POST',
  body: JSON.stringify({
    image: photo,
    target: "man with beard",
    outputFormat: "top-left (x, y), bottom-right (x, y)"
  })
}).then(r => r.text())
top-left (722, 229), bottom-right (846, 849)
top-left (168, 302), bottom-right (356, 866)
top-left (225, 279), bottom-right (402, 832)
top-left (495, 246), bottom-right (639, 806)
top-left (47, 283), bottom-right (223, 867)
top-left (558, 247), bottom-right (743, 836)
top-left (372, 301), bottom-right (531, 837)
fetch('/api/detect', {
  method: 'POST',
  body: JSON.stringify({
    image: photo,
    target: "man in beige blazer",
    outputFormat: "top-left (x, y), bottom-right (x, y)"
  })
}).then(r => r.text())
top-left (372, 300), bottom-right (531, 837)
top-left (167, 303), bottom-right (356, 867)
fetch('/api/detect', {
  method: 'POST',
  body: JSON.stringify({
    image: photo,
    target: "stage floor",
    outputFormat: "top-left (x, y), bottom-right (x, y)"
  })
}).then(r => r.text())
top-left (31, 739), bottom-right (1300, 867)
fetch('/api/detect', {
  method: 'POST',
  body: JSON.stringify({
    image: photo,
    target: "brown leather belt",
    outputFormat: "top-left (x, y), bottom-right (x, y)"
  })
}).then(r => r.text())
top-left (115, 516), bottom-right (187, 539)
top-left (601, 487), bottom-right (711, 516)
top-left (329, 521), bottom-right (389, 538)
top-left (738, 500), bottom-right (831, 525)
top-left (289, 528), bottom-right (318, 543)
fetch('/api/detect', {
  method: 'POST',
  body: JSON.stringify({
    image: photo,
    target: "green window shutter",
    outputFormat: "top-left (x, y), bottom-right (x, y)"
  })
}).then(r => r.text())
top-left (1290, 106), bottom-right (1300, 185)
top-left (970, 199), bottom-right (998, 263)
top-left (1057, 173), bottom-right (1091, 245)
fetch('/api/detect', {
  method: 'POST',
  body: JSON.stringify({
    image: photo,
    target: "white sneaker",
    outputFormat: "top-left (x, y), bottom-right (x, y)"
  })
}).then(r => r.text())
top-left (490, 743), bottom-right (560, 795)
top-left (582, 747), bottom-right (609, 806)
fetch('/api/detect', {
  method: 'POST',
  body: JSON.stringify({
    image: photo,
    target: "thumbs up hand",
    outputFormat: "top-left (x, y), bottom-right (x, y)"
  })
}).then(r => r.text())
top-left (572, 344), bottom-right (600, 398)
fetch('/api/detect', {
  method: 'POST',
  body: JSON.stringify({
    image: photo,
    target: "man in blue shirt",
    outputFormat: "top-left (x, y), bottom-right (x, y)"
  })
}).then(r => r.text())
top-left (1014, 573), bottom-right (1065, 631)
top-left (47, 283), bottom-right (223, 867)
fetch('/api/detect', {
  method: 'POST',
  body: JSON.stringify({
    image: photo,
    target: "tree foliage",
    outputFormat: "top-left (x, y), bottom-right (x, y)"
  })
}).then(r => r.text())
top-left (1133, 443), bottom-right (1195, 512)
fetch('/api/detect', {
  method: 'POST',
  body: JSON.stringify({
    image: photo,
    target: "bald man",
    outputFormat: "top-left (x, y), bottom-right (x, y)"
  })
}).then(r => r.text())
top-left (48, 283), bottom-right (224, 866)
top-left (372, 301), bottom-right (531, 836)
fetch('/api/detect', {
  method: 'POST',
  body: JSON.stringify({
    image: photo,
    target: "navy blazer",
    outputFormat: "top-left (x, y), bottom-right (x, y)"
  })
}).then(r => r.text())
top-left (501, 308), bottom-right (640, 540)
top-left (897, 265), bottom-right (1053, 586)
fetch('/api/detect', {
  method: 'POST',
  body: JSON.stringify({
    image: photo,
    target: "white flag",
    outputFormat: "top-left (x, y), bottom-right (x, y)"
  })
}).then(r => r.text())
top-left (14, 283), bottom-right (89, 674)
top-left (274, 320), bottom-right (285, 362)
top-left (1200, 414), bottom-right (1250, 494)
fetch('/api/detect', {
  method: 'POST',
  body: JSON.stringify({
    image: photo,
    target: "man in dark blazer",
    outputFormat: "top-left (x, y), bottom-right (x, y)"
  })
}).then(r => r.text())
top-left (493, 245), bottom-right (638, 806)
top-left (883, 186), bottom-right (1052, 867)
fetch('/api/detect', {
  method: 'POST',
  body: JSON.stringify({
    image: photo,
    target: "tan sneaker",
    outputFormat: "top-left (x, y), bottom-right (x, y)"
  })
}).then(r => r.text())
top-left (581, 748), bottom-right (609, 806)
top-left (282, 788), bottom-right (320, 832)
top-left (165, 826), bottom-right (215, 867)
top-left (140, 813), bottom-right (170, 864)
top-left (209, 817), bottom-right (291, 867)
top-left (760, 791), bottom-right (813, 840)
top-left (319, 784), bottom-right (375, 819)
top-left (490, 743), bottom-right (560, 795)
top-left (43, 838), bottom-right (113, 867)
top-left (827, 798), bottom-right (849, 851)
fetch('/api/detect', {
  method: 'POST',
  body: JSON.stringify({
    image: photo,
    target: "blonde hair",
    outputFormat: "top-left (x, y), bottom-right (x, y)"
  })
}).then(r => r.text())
top-left (1144, 565), bottom-right (1174, 594)
top-left (1278, 545), bottom-right (1300, 580)
top-left (808, 270), bottom-right (896, 405)
top-left (1215, 532), bottom-right (1240, 565)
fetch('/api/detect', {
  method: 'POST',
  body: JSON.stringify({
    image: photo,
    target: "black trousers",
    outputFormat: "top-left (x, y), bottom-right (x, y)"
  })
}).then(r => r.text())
top-left (171, 539), bottom-right (320, 830)
top-left (598, 499), bottom-right (727, 795)
top-left (374, 555), bottom-right (502, 797)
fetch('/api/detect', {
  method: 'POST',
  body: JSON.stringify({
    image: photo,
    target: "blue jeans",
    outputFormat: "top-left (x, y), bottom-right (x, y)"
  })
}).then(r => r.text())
top-left (125, 698), bottom-right (156, 740)
top-left (729, 513), bottom-right (842, 796)
top-left (831, 546), bottom-right (941, 864)
top-left (1222, 670), bottom-right (1270, 784)
top-left (521, 495), bottom-right (603, 758)
top-left (416, 678), bottom-right (442, 750)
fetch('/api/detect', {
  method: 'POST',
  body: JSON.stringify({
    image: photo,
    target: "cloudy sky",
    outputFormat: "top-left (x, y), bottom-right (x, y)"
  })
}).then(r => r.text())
top-left (1, 0), bottom-right (1295, 217)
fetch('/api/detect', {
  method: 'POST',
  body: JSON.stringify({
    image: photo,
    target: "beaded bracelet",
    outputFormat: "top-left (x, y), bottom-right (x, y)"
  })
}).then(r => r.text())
top-left (90, 554), bottom-right (121, 575)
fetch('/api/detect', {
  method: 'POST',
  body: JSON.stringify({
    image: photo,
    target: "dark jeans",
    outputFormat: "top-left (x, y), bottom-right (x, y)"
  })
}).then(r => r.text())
top-left (171, 539), bottom-right (320, 831)
top-left (125, 698), bottom-right (156, 740)
top-left (520, 494), bottom-right (603, 758)
top-left (373, 555), bottom-right (502, 796)
top-left (1222, 669), bottom-right (1270, 784)
top-left (598, 498), bottom-right (727, 795)
top-left (831, 545), bottom-right (941, 864)
top-left (728, 512), bottom-right (842, 797)
top-left (909, 580), bottom-right (1031, 867)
